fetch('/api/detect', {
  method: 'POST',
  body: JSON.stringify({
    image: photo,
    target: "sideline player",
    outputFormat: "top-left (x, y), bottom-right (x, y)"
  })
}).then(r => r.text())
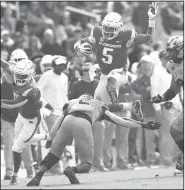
top-left (1, 58), bottom-right (50, 185)
top-left (74, 3), bottom-right (157, 106)
top-left (152, 36), bottom-right (183, 173)
top-left (27, 94), bottom-right (161, 186)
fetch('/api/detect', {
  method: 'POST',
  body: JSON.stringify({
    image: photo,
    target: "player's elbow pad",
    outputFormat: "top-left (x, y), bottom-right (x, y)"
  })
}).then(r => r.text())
top-left (162, 89), bottom-right (176, 101)
top-left (108, 103), bottom-right (123, 112)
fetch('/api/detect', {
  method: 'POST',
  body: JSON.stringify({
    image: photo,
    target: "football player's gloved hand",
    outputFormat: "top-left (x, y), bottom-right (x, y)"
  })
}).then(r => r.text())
top-left (74, 42), bottom-right (92, 55)
top-left (148, 2), bottom-right (158, 27)
top-left (151, 94), bottom-right (163, 103)
top-left (45, 103), bottom-right (54, 112)
top-left (79, 42), bottom-right (92, 55)
top-left (143, 120), bottom-right (161, 130)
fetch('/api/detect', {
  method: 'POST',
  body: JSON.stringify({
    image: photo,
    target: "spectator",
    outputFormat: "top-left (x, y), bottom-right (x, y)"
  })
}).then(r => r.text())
top-left (36, 56), bottom-right (68, 174)
top-left (26, 35), bottom-right (42, 58)
top-left (139, 55), bottom-right (181, 166)
top-left (66, 26), bottom-right (84, 58)
top-left (27, 2), bottom-right (53, 36)
top-left (160, 2), bottom-right (183, 35)
top-left (132, 2), bottom-right (150, 34)
top-left (131, 71), bottom-right (157, 167)
top-left (41, 29), bottom-right (62, 55)
top-left (1, 5), bottom-right (16, 32)
top-left (1, 30), bottom-right (15, 53)
top-left (103, 91), bottom-right (132, 170)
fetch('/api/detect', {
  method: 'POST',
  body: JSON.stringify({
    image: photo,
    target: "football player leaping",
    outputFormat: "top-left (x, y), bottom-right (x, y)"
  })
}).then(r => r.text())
top-left (74, 3), bottom-right (158, 120)
top-left (1, 57), bottom-right (50, 185)
top-left (152, 36), bottom-right (183, 174)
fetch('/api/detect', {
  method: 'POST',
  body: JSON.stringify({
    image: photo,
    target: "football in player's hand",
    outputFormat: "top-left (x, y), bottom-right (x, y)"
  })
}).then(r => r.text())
top-left (145, 120), bottom-right (161, 130)
top-left (80, 42), bottom-right (93, 55)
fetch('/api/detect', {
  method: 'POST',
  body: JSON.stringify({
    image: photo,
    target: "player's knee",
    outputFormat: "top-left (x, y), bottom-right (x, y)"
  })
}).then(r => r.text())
top-left (75, 162), bottom-right (92, 173)
top-left (12, 144), bottom-right (22, 153)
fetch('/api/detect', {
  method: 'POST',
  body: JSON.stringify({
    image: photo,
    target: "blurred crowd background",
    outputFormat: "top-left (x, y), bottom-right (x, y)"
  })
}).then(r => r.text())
top-left (1, 1), bottom-right (184, 177)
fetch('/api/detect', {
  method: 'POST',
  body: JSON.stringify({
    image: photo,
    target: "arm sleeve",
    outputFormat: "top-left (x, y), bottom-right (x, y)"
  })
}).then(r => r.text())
top-left (1, 96), bottom-right (28, 109)
top-left (162, 77), bottom-right (181, 101)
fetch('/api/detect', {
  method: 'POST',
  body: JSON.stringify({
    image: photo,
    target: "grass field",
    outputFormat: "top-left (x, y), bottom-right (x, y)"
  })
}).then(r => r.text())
top-left (1, 167), bottom-right (183, 189)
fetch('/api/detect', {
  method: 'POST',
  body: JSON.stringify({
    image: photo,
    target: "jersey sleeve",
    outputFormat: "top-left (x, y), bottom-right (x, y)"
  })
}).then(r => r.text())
top-left (23, 88), bottom-right (42, 109)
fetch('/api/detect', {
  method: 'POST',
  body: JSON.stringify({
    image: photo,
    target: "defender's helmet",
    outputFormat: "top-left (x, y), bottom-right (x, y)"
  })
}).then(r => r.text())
top-left (102, 12), bottom-right (123, 40)
top-left (166, 36), bottom-right (183, 63)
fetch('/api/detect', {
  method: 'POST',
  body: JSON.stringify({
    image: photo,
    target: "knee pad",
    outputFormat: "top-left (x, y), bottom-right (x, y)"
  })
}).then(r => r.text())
top-left (170, 127), bottom-right (183, 142)
top-left (75, 162), bottom-right (92, 173)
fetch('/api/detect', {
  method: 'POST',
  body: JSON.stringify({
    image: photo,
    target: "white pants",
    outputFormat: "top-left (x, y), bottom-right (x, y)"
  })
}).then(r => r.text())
top-left (94, 69), bottom-right (128, 104)
top-left (12, 113), bottom-right (42, 153)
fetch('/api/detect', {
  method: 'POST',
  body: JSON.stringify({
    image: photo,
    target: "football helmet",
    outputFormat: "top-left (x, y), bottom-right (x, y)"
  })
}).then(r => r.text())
top-left (40, 55), bottom-right (53, 73)
top-left (10, 49), bottom-right (28, 63)
top-left (102, 12), bottom-right (123, 40)
top-left (13, 59), bottom-right (35, 86)
top-left (166, 36), bottom-right (183, 62)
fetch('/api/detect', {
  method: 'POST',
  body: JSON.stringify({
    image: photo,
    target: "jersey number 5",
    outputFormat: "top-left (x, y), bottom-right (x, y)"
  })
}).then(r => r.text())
top-left (102, 47), bottom-right (113, 64)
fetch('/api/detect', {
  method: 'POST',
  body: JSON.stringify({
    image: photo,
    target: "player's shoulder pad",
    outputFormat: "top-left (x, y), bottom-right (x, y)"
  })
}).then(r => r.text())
top-left (120, 28), bottom-right (137, 42)
top-left (22, 87), bottom-right (40, 98)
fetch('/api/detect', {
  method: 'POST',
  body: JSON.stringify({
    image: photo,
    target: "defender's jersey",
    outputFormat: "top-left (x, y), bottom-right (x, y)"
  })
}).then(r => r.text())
top-left (13, 78), bottom-right (42, 118)
top-left (91, 26), bottom-right (136, 75)
top-left (64, 98), bottom-right (107, 125)
top-left (166, 60), bottom-right (183, 87)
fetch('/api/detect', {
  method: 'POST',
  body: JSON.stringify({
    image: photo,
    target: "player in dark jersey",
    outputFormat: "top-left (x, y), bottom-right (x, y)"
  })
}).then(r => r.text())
top-left (74, 3), bottom-right (157, 105)
top-left (152, 36), bottom-right (183, 174)
top-left (27, 94), bottom-right (161, 186)
top-left (1, 59), bottom-right (50, 185)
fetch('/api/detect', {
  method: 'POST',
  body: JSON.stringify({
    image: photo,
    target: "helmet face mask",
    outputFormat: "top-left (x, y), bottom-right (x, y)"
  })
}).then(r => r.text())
top-left (102, 12), bottom-right (123, 40)
top-left (14, 72), bottom-right (32, 86)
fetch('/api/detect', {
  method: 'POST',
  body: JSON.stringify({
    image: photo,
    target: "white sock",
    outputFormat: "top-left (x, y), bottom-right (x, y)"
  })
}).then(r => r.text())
top-left (29, 134), bottom-right (48, 143)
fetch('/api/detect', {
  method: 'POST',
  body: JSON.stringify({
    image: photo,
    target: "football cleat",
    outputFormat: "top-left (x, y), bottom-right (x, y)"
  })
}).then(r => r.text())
top-left (9, 173), bottom-right (18, 185)
top-left (64, 166), bottom-right (80, 184)
top-left (26, 173), bottom-right (42, 186)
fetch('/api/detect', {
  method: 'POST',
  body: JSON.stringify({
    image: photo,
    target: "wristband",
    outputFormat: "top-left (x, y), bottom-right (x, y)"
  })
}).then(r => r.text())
top-left (148, 18), bottom-right (156, 27)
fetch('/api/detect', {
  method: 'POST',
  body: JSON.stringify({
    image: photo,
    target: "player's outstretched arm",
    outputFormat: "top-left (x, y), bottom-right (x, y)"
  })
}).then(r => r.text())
top-left (1, 97), bottom-right (28, 109)
top-left (134, 2), bottom-right (158, 44)
top-left (48, 113), bottom-right (65, 142)
top-left (1, 59), bottom-right (14, 83)
top-left (103, 110), bottom-right (161, 130)
top-left (151, 77), bottom-right (181, 103)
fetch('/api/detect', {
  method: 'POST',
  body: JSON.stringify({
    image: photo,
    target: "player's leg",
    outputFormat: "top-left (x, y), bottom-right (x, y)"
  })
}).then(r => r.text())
top-left (27, 116), bottom-right (73, 186)
top-left (10, 115), bottom-right (45, 185)
top-left (103, 120), bottom-right (116, 170)
top-left (170, 110), bottom-right (184, 173)
top-left (1, 119), bottom-right (14, 180)
top-left (44, 113), bottom-right (62, 174)
top-left (64, 116), bottom-right (94, 184)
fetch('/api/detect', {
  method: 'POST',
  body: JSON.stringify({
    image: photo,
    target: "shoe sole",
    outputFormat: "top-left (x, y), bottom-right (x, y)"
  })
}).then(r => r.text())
top-left (64, 169), bottom-right (80, 184)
